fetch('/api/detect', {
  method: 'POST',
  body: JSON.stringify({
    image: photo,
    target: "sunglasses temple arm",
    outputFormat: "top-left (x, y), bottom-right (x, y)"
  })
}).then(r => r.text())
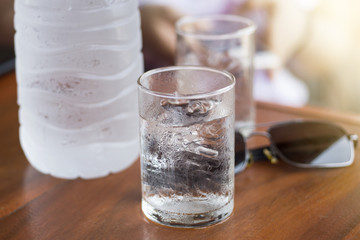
top-left (237, 118), bottom-right (304, 132)
top-left (235, 146), bottom-right (278, 174)
top-left (249, 146), bottom-right (278, 163)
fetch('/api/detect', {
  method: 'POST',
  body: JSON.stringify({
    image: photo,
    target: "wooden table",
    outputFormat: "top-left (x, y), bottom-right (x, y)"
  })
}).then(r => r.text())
top-left (1, 71), bottom-right (360, 240)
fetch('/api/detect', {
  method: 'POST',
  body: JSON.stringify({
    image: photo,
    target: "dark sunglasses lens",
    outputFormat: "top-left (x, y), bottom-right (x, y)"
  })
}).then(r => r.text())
top-left (269, 121), bottom-right (352, 166)
top-left (235, 132), bottom-right (246, 166)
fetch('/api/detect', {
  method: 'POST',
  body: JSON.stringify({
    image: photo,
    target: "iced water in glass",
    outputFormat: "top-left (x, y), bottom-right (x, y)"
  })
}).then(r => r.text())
top-left (138, 66), bottom-right (235, 227)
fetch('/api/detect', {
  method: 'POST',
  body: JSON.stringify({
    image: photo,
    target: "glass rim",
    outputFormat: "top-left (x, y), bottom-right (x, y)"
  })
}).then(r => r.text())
top-left (137, 65), bottom-right (235, 99)
top-left (176, 14), bottom-right (256, 40)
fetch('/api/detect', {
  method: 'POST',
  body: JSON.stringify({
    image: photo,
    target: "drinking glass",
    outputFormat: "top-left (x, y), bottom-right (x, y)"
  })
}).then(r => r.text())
top-left (176, 14), bottom-right (256, 137)
top-left (138, 66), bottom-right (235, 228)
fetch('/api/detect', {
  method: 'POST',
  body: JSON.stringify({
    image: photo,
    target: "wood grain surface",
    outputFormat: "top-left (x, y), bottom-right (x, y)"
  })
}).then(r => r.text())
top-left (1, 71), bottom-right (360, 240)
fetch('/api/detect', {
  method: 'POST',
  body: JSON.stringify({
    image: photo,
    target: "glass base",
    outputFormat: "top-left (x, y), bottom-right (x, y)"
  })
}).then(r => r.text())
top-left (142, 198), bottom-right (233, 228)
top-left (235, 120), bottom-right (254, 138)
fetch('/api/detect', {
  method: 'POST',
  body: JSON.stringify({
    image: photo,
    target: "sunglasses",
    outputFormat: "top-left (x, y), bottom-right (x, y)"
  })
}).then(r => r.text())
top-left (235, 120), bottom-right (358, 173)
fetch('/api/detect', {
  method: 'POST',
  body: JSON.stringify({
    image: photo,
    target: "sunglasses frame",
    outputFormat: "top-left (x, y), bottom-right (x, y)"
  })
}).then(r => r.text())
top-left (236, 119), bottom-right (358, 172)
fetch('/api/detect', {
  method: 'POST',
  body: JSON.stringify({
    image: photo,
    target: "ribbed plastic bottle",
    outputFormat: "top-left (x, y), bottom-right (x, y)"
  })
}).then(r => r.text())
top-left (14, 0), bottom-right (143, 179)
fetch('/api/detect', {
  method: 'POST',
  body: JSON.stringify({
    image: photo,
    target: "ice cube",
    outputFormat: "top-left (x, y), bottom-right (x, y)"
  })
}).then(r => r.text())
top-left (160, 98), bottom-right (219, 121)
top-left (186, 99), bottom-right (216, 116)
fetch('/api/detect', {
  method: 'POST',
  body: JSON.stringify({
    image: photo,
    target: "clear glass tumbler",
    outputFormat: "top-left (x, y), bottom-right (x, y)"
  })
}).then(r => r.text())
top-left (138, 66), bottom-right (235, 228)
top-left (176, 15), bottom-right (256, 137)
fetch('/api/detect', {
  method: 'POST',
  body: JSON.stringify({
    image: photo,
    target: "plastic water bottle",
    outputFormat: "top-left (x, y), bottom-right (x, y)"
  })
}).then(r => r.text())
top-left (14, 0), bottom-right (143, 179)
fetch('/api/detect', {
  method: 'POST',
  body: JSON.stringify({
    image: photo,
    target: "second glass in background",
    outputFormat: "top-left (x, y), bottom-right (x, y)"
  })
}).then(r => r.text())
top-left (176, 14), bottom-right (256, 136)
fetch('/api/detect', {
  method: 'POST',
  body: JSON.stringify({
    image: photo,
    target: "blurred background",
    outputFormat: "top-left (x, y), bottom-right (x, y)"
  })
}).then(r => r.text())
top-left (1, 0), bottom-right (360, 114)
top-left (286, 0), bottom-right (360, 114)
